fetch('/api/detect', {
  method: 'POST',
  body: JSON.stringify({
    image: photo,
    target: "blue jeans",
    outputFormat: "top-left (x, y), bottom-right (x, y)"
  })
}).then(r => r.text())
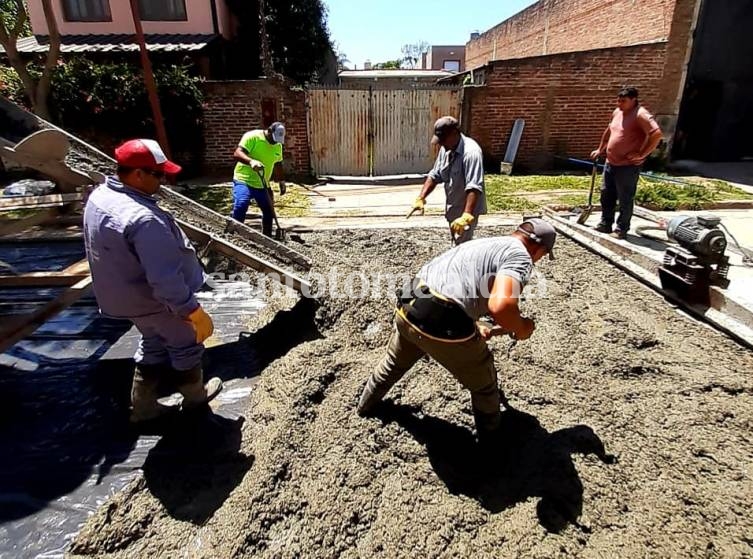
top-left (232, 179), bottom-right (274, 236)
top-left (599, 163), bottom-right (640, 233)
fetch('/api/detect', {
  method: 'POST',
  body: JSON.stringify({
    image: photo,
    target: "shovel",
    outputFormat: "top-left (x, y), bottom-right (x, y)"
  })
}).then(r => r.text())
top-left (256, 169), bottom-right (286, 241)
top-left (576, 160), bottom-right (599, 225)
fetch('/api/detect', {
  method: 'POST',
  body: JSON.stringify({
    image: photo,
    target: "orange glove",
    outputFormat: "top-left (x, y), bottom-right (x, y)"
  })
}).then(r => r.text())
top-left (187, 306), bottom-right (214, 343)
top-left (450, 212), bottom-right (475, 235)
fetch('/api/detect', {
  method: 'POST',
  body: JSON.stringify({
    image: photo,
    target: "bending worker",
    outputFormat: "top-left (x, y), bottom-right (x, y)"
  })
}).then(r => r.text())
top-left (83, 139), bottom-right (223, 424)
top-left (231, 121), bottom-right (286, 236)
top-left (408, 116), bottom-right (486, 244)
top-left (357, 218), bottom-right (556, 442)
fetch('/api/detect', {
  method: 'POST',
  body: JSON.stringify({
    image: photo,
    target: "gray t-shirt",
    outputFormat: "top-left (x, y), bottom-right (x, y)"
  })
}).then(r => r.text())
top-left (416, 236), bottom-right (533, 320)
top-left (428, 134), bottom-right (486, 222)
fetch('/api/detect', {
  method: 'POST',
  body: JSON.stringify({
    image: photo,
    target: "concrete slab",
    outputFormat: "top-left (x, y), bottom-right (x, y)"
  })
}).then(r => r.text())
top-left (308, 181), bottom-right (443, 216)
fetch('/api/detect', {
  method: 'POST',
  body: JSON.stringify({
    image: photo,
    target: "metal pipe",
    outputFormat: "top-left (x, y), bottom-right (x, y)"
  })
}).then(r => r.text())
top-left (557, 156), bottom-right (708, 188)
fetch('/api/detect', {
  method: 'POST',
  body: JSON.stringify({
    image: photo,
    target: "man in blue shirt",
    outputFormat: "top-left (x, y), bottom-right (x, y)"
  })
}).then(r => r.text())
top-left (83, 139), bottom-right (223, 424)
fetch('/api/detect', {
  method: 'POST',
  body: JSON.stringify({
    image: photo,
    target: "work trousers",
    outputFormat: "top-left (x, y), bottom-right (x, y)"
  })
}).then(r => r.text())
top-left (599, 163), bottom-right (640, 233)
top-left (370, 312), bottom-right (501, 432)
top-left (130, 310), bottom-right (204, 372)
top-left (232, 179), bottom-right (274, 236)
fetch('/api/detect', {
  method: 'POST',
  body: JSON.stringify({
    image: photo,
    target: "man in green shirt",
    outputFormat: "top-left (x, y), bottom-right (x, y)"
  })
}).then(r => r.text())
top-left (231, 122), bottom-right (286, 236)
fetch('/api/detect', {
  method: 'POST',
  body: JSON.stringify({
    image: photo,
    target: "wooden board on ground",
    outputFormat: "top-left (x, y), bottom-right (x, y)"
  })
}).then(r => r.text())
top-left (0, 192), bottom-right (84, 212)
top-left (0, 258), bottom-right (90, 287)
top-left (0, 276), bottom-right (93, 354)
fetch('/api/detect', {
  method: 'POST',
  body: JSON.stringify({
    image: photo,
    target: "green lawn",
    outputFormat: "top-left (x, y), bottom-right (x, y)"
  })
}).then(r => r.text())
top-left (484, 173), bottom-right (753, 212)
top-left (181, 181), bottom-right (312, 217)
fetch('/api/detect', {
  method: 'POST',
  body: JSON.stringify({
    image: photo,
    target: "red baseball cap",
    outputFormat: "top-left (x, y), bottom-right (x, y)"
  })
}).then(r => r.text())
top-left (114, 139), bottom-right (181, 176)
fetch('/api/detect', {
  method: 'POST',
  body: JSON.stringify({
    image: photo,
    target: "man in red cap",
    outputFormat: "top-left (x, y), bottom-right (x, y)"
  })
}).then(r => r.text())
top-left (83, 139), bottom-right (223, 425)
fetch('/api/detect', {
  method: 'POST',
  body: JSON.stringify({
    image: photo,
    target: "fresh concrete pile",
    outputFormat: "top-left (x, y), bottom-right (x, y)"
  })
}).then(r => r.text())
top-left (70, 227), bottom-right (753, 558)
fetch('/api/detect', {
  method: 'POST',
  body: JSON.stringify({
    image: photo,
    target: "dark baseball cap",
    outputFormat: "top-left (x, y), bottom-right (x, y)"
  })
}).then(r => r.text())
top-left (517, 218), bottom-right (557, 260)
top-left (431, 116), bottom-right (459, 145)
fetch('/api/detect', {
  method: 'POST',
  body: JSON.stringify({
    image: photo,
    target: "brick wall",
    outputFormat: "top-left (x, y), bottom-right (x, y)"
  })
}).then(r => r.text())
top-left (466, 0), bottom-right (676, 70)
top-left (201, 79), bottom-right (310, 177)
top-left (464, 43), bottom-right (668, 169)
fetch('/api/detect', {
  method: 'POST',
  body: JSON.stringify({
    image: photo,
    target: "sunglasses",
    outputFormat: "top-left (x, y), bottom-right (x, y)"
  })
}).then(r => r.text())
top-left (141, 169), bottom-right (165, 179)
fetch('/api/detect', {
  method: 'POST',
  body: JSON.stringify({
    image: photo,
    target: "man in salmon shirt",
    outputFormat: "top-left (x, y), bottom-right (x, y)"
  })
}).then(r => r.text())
top-left (590, 87), bottom-right (663, 239)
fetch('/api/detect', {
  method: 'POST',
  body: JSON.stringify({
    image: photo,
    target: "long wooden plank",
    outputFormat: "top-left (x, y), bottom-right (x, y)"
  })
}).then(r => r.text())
top-left (177, 219), bottom-right (312, 294)
top-left (0, 276), bottom-right (93, 353)
top-left (0, 208), bottom-right (59, 237)
top-left (0, 192), bottom-right (83, 211)
top-left (0, 258), bottom-right (90, 287)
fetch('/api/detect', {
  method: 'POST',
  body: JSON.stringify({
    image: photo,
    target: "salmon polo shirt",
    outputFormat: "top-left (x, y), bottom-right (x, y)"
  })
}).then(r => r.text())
top-left (606, 105), bottom-right (660, 166)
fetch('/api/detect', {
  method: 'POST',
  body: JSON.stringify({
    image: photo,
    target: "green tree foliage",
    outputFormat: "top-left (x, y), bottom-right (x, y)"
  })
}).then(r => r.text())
top-left (1, 59), bottom-right (204, 172)
top-left (373, 60), bottom-right (402, 69)
top-left (0, 0), bottom-right (31, 38)
top-left (224, 0), bottom-right (333, 83)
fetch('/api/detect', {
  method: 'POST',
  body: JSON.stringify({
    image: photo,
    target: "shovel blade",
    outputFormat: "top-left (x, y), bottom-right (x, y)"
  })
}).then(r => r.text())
top-left (576, 206), bottom-right (593, 225)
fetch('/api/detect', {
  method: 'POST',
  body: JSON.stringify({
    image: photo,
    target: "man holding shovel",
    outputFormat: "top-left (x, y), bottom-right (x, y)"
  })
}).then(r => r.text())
top-left (357, 218), bottom-right (556, 444)
top-left (590, 87), bottom-right (663, 239)
top-left (407, 116), bottom-right (486, 244)
top-left (231, 122), bottom-right (286, 237)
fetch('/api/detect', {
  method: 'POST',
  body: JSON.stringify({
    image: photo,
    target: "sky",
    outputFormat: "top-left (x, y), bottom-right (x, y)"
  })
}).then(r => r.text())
top-left (323, 0), bottom-right (538, 68)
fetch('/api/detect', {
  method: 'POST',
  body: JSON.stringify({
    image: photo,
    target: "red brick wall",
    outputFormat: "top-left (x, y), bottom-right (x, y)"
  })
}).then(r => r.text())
top-left (466, 0), bottom-right (676, 70)
top-left (201, 79), bottom-right (310, 177)
top-left (465, 43), bottom-right (667, 169)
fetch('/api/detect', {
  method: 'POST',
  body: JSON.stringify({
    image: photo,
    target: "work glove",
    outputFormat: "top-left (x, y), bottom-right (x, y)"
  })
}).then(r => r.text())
top-left (450, 212), bottom-right (475, 235)
top-left (250, 160), bottom-right (264, 172)
top-left (187, 305), bottom-right (214, 344)
top-left (406, 197), bottom-right (425, 218)
top-left (279, 180), bottom-right (287, 196)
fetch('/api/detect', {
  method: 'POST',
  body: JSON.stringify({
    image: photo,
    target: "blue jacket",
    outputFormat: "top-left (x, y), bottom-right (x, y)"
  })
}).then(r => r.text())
top-left (83, 176), bottom-right (205, 319)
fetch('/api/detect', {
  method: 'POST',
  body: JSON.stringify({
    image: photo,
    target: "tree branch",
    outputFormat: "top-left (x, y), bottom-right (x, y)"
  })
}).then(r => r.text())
top-left (35, 0), bottom-right (61, 119)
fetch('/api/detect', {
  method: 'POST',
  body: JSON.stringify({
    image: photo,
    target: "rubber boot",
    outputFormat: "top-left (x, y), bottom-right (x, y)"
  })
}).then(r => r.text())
top-left (176, 364), bottom-right (223, 409)
top-left (130, 363), bottom-right (178, 423)
top-left (356, 376), bottom-right (392, 417)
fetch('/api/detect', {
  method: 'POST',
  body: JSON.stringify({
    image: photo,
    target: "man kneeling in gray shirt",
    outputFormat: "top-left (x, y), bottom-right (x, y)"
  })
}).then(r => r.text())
top-left (357, 219), bottom-right (556, 443)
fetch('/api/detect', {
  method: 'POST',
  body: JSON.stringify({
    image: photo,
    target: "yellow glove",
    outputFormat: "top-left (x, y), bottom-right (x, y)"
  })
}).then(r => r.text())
top-left (187, 306), bottom-right (214, 344)
top-left (450, 212), bottom-right (475, 234)
top-left (406, 197), bottom-right (425, 218)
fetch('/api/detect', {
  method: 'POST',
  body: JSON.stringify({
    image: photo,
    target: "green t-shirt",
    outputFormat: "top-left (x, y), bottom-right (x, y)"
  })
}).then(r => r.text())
top-left (233, 130), bottom-right (283, 188)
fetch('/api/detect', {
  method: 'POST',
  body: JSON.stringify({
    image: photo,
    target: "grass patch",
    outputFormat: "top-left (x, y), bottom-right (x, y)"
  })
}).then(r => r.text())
top-left (181, 182), bottom-right (312, 218)
top-left (484, 172), bottom-right (753, 212)
top-left (635, 175), bottom-right (753, 210)
top-left (486, 174), bottom-right (591, 193)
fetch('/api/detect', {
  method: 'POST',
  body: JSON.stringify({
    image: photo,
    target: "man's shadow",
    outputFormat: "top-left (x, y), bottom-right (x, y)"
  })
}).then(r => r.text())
top-left (377, 402), bottom-right (615, 533)
top-left (140, 408), bottom-right (252, 525)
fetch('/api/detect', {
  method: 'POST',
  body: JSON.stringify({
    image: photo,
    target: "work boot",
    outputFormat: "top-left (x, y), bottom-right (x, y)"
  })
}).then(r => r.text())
top-left (594, 223), bottom-right (612, 234)
top-left (357, 376), bottom-right (391, 417)
top-left (610, 230), bottom-right (627, 240)
top-left (130, 363), bottom-right (178, 423)
top-left (176, 364), bottom-right (224, 409)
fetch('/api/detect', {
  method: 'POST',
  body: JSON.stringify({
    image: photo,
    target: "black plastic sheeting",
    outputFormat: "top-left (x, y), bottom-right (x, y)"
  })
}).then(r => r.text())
top-left (0, 240), bottom-right (322, 558)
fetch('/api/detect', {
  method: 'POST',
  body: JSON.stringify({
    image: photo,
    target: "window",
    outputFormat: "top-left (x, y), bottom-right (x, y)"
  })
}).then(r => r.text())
top-left (62, 0), bottom-right (111, 22)
top-left (138, 0), bottom-right (188, 21)
top-left (443, 60), bottom-right (461, 72)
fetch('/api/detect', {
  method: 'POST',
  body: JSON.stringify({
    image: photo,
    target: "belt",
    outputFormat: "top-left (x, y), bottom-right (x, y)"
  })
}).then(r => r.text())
top-left (395, 279), bottom-right (476, 342)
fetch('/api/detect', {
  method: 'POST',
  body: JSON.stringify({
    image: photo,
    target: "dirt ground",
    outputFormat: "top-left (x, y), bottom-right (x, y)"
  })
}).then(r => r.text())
top-left (69, 226), bottom-right (753, 559)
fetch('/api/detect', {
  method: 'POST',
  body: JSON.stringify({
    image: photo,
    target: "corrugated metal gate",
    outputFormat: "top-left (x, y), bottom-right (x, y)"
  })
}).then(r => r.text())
top-left (306, 86), bottom-right (461, 176)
